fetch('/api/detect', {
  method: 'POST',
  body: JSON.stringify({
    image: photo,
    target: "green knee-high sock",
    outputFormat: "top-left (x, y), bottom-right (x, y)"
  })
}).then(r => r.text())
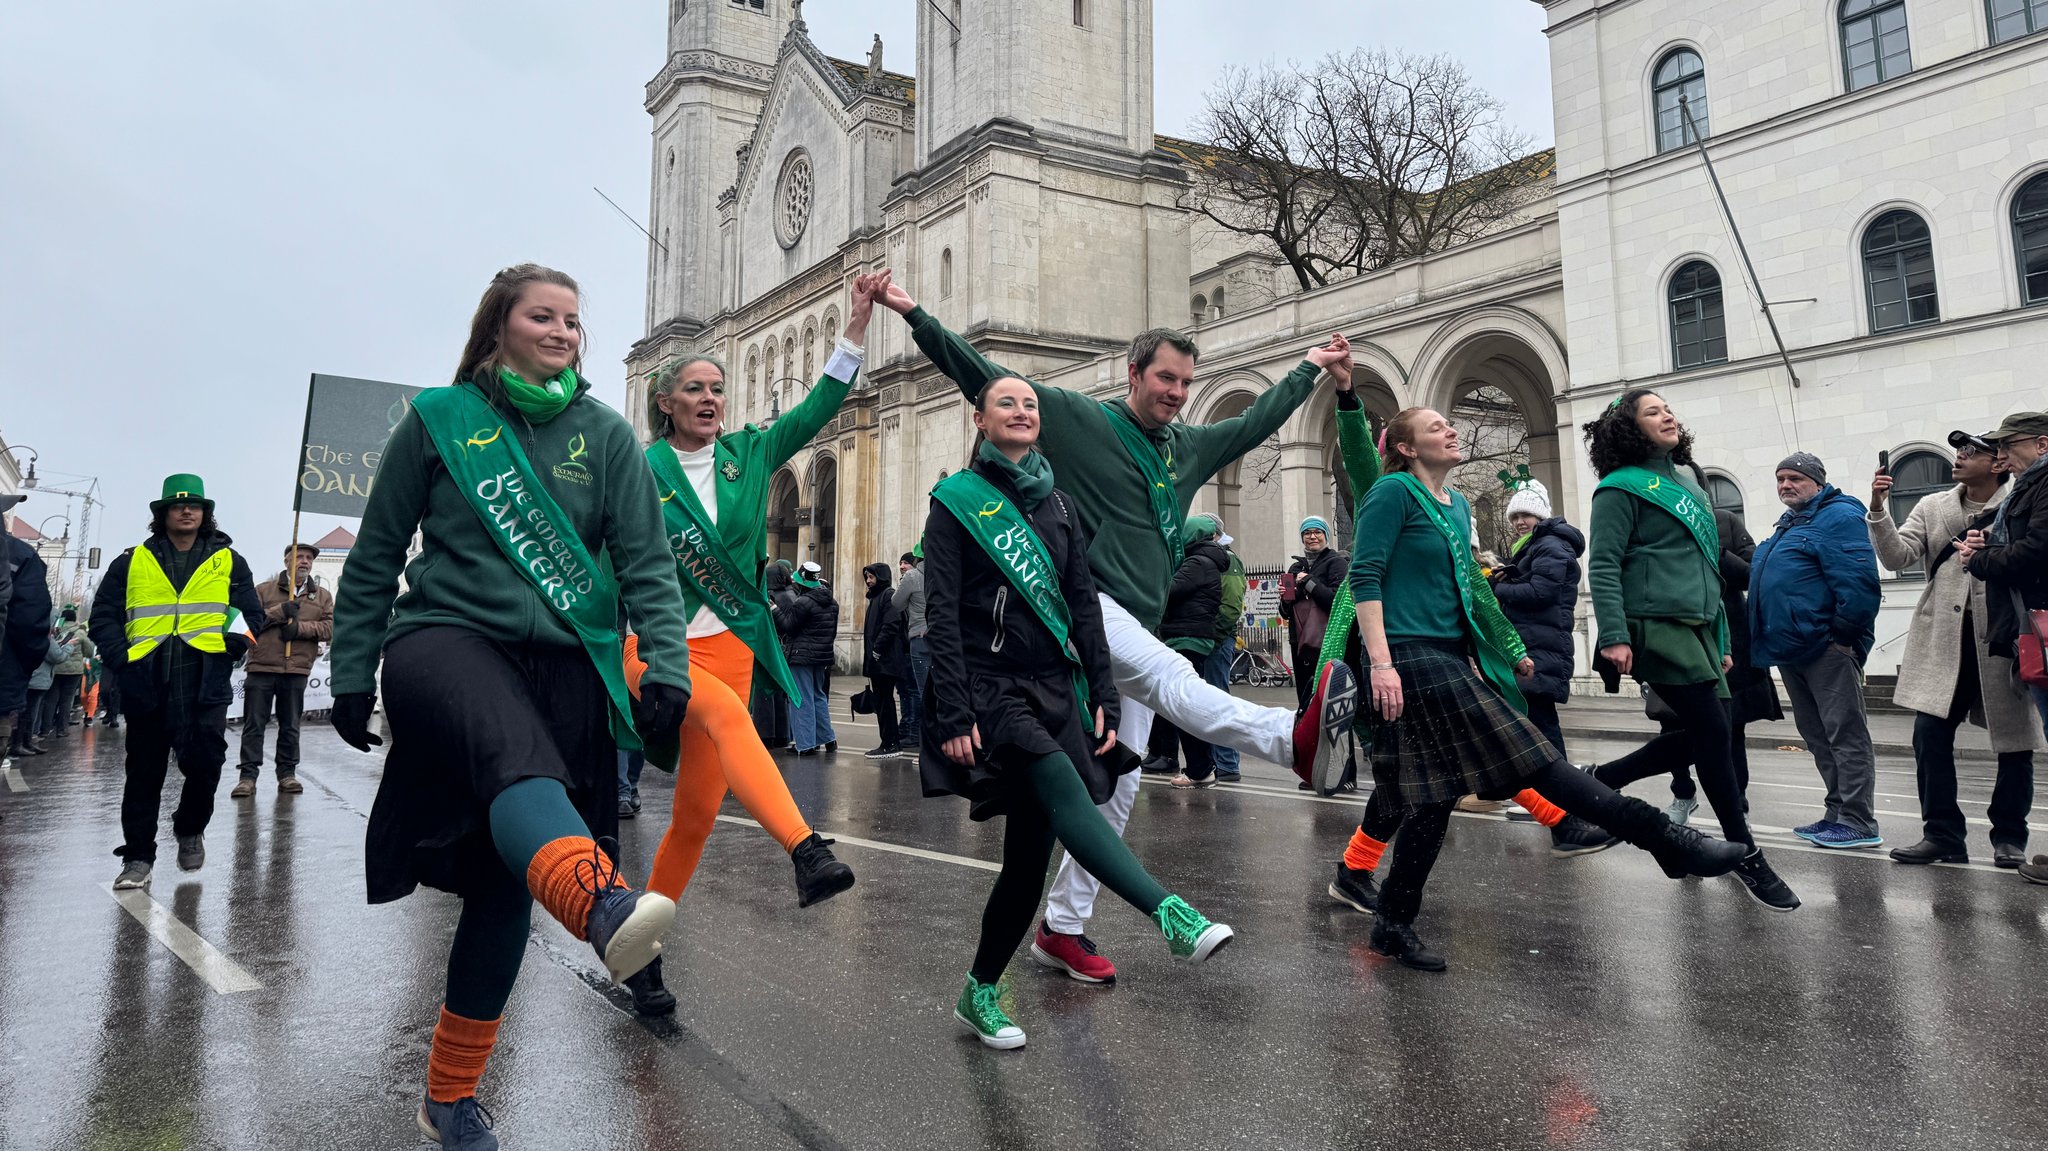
top-left (1026, 753), bottom-right (1170, 916)
top-left (488, 777), bottom-right (594, 876)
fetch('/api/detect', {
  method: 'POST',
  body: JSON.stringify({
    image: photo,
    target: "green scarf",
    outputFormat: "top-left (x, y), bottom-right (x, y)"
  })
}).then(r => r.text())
top-left (642, 442), bottom-right (799, 701)
top-left (1101, 402), bottom-right (1184, 571)
top-left (498, 366), bottom-right (578, 424)
top-left (976, 441), bottom-right (1055, 511)
top-left (1595, 465), bottom-right (1719, 569)
top-left (1510, 532), bottom-right (1532, 557)
top-left (411, 385), bottom-right (640, 747)
top-left (1383, 471), bottom-right (1525, 711)
top-left (929, 468), bottom-right (1088, 717)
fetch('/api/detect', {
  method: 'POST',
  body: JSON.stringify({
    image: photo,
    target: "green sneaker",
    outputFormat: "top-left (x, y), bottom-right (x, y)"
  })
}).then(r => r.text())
top-left (1156, 895), bottom-right (1234, 962)
top-left (953, 977), bottom-right (1025, 1050)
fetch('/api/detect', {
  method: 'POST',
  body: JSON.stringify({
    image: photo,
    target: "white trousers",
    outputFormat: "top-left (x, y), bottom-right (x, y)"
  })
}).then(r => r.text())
top-left (1042, 593), bottom-right (1296, 934)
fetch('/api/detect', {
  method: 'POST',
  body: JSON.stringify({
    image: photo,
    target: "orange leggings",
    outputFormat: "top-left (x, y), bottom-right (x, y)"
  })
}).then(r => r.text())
top-left (624, 631), bottom-right (813, 900)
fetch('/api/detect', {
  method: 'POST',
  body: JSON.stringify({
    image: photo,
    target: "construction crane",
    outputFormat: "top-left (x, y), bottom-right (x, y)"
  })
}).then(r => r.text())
top-left (32, 477), bottom-right (102, 605)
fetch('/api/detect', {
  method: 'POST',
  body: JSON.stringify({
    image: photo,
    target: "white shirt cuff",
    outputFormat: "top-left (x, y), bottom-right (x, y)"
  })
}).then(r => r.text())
top-left (824, 338), bottom-right (866, 384)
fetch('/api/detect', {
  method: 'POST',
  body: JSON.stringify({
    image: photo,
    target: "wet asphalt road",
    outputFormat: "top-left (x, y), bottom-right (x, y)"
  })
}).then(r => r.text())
top-left (2, 697), bottom-right (2046, 1151)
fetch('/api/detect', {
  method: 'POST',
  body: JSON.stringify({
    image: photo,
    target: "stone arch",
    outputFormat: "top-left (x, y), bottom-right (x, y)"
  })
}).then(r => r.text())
top-left (1411, 306), bottom-right (1568, 552)
top-left (1191, 293), bottom-right (1208, 327)
top-left (807, 450), bottom-right (839, 594)
top-left (1196, 382), bottom-right (1264, 541)
top-left (801, 318), bottom-right (819, 384)
top-left (744, 345), bottom-right (761, 422)
top-left (766, 464), bottom-right (801, 564)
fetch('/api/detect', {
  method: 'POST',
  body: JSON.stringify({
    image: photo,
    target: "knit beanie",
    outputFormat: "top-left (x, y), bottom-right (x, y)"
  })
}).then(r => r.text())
top-left (1299, 516), bottom-right (1330, 536)
top-left (1186, 514), bottom-right (1221, 542)
top-left (1776, 452), bottom-right (1826, 484)
top-left (1504, 479), bottom-right (1552, 520)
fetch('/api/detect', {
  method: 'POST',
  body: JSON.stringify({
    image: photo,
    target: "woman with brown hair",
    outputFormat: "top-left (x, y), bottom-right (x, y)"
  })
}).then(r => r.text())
top-left (1339, 407), bottom-right (1748, 971)
top-left (331, 263), bottom-right (695, 1148)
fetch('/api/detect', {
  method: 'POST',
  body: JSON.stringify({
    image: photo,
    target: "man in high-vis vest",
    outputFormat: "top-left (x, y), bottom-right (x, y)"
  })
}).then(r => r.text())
top-left (89, 474), bottom-right (266, 890)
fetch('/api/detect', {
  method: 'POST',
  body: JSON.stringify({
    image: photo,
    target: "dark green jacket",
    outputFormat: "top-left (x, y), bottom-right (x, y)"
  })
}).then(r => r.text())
top-left (1587, 454), bottom-right (1725, 649)
top-left (331, 380), bottom-right (693, 697)
top-left (905, 306), bottom-right (1322, 630)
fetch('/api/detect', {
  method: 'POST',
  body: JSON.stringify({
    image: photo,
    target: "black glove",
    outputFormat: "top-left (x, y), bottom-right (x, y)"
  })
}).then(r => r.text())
top-left (281, 600), bottom-right (301, 620)
top-left (1296, 576), bottom-right (1317, 597)
top-left (634, 682), bottom-right (690, 740)
top-left (332, 692), bottom-right (382, 751)
top-left (281, 619), bottom-right (301, 641)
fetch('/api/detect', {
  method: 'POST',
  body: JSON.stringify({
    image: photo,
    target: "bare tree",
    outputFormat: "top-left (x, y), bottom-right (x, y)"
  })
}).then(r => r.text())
top-left (1188, 49), bottom-right (1548, 293)
top-left (1445, 385), bottom-right (1531, 556)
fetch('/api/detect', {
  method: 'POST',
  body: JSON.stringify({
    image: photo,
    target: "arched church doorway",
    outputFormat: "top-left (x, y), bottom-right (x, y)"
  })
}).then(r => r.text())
top-left (809, 453), bottom-right (838, 592)
top-left (1413, 309), bottom-right (1566, 559)
top-left (767, 466), bottom-right (800, 564)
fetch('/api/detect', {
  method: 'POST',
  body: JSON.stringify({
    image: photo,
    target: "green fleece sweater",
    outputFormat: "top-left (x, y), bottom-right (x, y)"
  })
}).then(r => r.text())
top-left (905, 306), bottom-right (1322, 630)
top-left (1587, 453), bottom-right (1725, 649)
top-left (330, 380), bottom-right (693, 697)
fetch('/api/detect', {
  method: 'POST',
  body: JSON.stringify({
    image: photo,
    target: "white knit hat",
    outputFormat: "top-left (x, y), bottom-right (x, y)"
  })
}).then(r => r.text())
top-left (1504, 479), bottom-right (1552, 520)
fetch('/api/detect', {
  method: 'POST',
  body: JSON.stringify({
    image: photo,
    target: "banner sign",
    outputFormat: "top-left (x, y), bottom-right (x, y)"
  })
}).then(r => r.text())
top-left (227, 654), bottom-right (335, 720)
top-left (296, 373), bottom-right (425, 517)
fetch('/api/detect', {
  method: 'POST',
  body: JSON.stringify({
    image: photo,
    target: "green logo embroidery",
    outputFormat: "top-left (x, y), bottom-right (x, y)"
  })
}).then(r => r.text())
top-left (720, 460), bottom-right (741, 482)
top-left (567, 433), bottom-right (589, 463)
top-left (462, 426), bottom-right (503, 453)
top-left (551, 431), bottom-right (594, 485)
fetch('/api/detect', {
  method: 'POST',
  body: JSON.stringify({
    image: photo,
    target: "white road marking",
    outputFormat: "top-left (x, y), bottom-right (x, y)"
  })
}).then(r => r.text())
top-left (108, 889), bottom-right (263, 994)
top-left (714, 815), bottom-right (1000, 873)
top-left (4, 764), bottom-right (26, 792)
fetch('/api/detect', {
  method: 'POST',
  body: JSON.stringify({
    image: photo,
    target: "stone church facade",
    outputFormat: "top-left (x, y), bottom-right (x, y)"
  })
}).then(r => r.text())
top-left (629, 0), bottom-right (2048, 676)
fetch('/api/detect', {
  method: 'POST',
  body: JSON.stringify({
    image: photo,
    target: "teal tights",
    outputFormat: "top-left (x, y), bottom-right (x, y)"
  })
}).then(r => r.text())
top-left (970, 753), bottom-right (1169, 984)
top-left (445, 777), bottom-right (596, 1020)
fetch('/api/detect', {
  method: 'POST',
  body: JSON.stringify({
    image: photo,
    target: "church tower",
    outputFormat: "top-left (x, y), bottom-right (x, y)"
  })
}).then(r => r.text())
top-left (639, 0), bottom-right (789, 350)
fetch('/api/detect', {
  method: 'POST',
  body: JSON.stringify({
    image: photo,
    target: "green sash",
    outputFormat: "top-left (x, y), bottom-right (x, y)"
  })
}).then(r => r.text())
top-left (1102, 403), bottom-right (1185, 571)
top-left (412, 386), bottom-right (641, 748)
top-left (643, 441), bottom-right (799, 700)
top-left (1384, 472), bottom-right (1526, 711)
top-left (929, 469), bottom-right (1090, 717)
top-left (1597, 466), bottom-right (1721, 569)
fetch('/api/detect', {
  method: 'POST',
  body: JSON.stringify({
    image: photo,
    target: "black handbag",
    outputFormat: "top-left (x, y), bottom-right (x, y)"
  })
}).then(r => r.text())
top-left (849, 687), bottom-right (876, 715)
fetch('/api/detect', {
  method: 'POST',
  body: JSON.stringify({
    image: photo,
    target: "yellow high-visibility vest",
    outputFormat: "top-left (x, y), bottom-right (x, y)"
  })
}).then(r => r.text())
top-left (124, 546), bottom-right (233, 661)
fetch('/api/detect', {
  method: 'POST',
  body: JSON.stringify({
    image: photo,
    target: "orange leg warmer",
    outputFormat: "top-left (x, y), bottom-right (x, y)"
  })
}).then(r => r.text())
top-left (426, 1006), bottom-right (502, 1103)
top-left (526, 836), bottom-right (607, 940)
top-left (1343, 829), bottom-right (1387, 873)
top-left (1513, 788), bottom-right (1566, 828)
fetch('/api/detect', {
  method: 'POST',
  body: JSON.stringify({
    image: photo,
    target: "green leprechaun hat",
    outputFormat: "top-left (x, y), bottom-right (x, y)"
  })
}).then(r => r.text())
top-left (151, 473), bottom-right (214, 512)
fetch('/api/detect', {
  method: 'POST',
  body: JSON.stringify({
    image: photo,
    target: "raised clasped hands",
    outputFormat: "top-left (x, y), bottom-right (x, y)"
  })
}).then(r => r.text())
top-left (1306, 332), bottom-right (1354, 390)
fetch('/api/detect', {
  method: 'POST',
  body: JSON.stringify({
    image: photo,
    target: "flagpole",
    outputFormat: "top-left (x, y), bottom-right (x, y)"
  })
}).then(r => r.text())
top-left (285, 374), bottom-right (318, 660)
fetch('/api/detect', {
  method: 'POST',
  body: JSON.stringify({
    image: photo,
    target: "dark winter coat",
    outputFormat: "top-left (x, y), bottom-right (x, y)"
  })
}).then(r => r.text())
top-left (1283, 545), bottom-right (1347, 655)
top-left (1159, 538), bottom-right (1231, 653)
top-left (87, 530), bottom-right (266, 716)
top-left (0, 537), bottom-right (52, 716)
top-left (861, 563), bottom-right (908, 680)
top-left (1491, 517), bottom-right (1584, 701)
top-left (1715, 510), bottom-right (1782, 723)
top-left (1748, 485), bottom-right (1882, 668)
top-left (778, 583), bottom-right (839, 668)
top-left (1970, 456), bottom-right (2048, 658)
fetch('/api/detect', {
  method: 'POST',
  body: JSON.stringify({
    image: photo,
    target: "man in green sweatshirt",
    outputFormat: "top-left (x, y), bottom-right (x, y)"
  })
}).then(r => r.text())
top-left (879, 282), bottom-right (1357, 983)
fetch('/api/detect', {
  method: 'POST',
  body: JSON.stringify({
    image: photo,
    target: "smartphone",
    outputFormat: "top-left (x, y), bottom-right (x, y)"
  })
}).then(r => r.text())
top-left (1877, 449), bottom-right (1891, 471)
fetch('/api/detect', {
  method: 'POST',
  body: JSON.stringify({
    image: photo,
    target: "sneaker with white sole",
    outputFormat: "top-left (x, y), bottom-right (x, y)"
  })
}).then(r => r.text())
top-left (1031, 922), bottom-right (1116, 983)
top-left (954, 976), bottom-right (1026, 1050)
top-left (1791, 820), bottom-right (1830, 842)
top-left (1665, 794), bottom-right (1699, 827)
top-left (1293, 661), bottom-right (1358, 795)
top-left (1170, 771), bottom-right (1217, 789)
top-left (1808, 823), bottom-right (1882, 850)
top-left (418, 1095), bottom-right (498, 1149)
top-left (113, 860), bottom-right (153, 890)
top-left (1156, 895), bottom-right (1233, 962)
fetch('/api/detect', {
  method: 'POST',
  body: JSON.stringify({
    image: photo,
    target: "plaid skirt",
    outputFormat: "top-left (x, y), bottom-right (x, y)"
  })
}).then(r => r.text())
top-left (1367, 640), bottom-right (1559, 806)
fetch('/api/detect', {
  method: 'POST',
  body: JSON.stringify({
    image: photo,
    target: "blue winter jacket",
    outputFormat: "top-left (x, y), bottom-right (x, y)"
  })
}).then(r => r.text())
top-left (1746, 484), bottom-right (1881, 668)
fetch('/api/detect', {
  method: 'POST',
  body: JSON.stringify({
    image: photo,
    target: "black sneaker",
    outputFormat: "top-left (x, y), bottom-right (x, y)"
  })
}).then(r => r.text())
top-left (1214, 771), bottom-right (1241, 783)
top-left (824, 740), bottom-right (838, 754)
top-left (792, 833), bottom-right (855, 907)
top-left (1733, 849), bottom-right (1801, 912)
top-left (579, 840), bottom-right (675, 983)
top-left (1140, 756), bottom-right (1177, 775)
top-left (1549, 816), bottom-right (1620, 858)
top-left (1327, 861), bottom-right (1379, 914)
top-left (176, 835), bottom-right (205, 872)
top-left (617, 797), bottom-right (639, 820)
top-left (1369, 920), bottom-right (1447, 971)
top-left (625, 955), bottom-right (678, 1016)
top-left (863, 743), bottom-right (899, 760)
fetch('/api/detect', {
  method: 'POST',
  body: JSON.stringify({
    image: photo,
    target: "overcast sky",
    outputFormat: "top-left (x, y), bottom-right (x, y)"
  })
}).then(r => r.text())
top-left (0, 1), bottom-right (1551, 585)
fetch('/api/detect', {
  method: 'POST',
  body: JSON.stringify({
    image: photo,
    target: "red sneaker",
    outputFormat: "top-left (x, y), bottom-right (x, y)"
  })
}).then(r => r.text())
top-left (1030, 921), bottom-right (1117, 984)
top-left (1292, 660), bottom-right (1358, 794)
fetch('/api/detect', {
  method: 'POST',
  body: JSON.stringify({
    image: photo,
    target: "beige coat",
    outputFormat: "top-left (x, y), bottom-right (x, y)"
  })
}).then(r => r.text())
top-left (1867, 484), bottom-right (2044, 753)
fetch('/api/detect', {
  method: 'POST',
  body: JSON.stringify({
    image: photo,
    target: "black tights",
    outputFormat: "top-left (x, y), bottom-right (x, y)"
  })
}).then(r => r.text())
top-left (970, 753), bottom-right (1169, 984)
top-left (1369, 760), bottom-right (1645, 924)
top-left (1596, 681), bottom-right (1753, 846)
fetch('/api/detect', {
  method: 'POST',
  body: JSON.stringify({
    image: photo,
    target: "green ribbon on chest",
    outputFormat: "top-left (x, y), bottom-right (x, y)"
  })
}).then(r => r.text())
top-left (1102, 402), bottom-right (1185, 571)
top-left (643, 441), bottom-right (798, 700)
top-left (1596, 465), bottom-right (1721, 570)
top-left (412, 386), bottom-right (641, 747)
top-left (930, 469), bottom-right (1089, 717)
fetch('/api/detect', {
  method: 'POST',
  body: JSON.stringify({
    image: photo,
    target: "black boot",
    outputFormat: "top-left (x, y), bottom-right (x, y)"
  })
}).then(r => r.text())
top-left (1609, 795), bottom-right (1748, 878)
top-left (792, 833), bottom-right (855, 907)
top-left (625, 955), bottom-right (678, 1016)
top-left (1369, 920), bottom-right (1446, 971)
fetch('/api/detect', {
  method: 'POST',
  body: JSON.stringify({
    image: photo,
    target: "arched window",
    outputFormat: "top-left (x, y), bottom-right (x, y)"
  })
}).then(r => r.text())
top-left (1190, 294), bottom-right (1208, 326)
top-left (1862, 209), bottom-right (1938, 332)
top-left (1991, 0), bottom-right (2048, 43)
top-left (1212, 286), bottom-right (1227, 318)
top-left (1841, 0), bottom-right (1911, 92)
top-left (1884, 449), bottom-right (1952, 577)
top-left (941, 248), bottom-right (954, 299)
top-left (745, 349), bottom-right (760, 418)
top-left (1652, 48), bottom-right (1709, 153)
top-left (2014, 171), bottom-right (2048, 305)
top-left (1073, 0), bottom-right (1086, 26)
top-left (1703, 472), bottom-right (1746, 526)
top-left (1668, 261), bottom-right (1728, 369)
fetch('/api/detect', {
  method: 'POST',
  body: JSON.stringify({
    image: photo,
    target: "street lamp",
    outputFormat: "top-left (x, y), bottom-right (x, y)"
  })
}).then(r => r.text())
top-left (3, 444), bottom-right (39, 489)
top-left (763, 376), bottom-right (811, 427)
top-left (36, 515), bottom-right (70, 542)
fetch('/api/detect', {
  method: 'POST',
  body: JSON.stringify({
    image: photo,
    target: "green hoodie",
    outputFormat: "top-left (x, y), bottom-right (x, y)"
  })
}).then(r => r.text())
top-left (1587, 453), bottom-right (1725, 649)
top-left (905, 306), bottom-right (1323, 630)
top-left (330, 379), bottom-right (693, 697)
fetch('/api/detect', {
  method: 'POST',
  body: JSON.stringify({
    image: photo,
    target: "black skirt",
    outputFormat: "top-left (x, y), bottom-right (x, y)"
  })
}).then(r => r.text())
top-left (365, 625), bottom-right (616, 904)
top-left (919, 670), bottom-right (1137, 821)
top-left (1367, 640), bottom-right (1559, 807)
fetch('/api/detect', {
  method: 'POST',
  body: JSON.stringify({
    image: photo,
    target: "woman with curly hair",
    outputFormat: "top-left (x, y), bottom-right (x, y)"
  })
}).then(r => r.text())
top-left (1580, 390), bottom-right (1800, 912)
